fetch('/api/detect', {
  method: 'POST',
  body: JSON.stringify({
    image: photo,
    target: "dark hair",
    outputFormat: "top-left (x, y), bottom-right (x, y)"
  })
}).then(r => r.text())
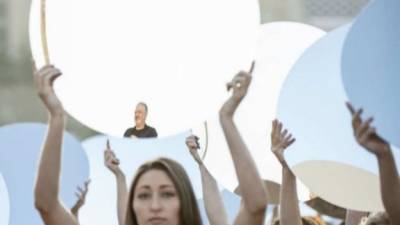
top-left (124, 157), bottom-right (203, 225)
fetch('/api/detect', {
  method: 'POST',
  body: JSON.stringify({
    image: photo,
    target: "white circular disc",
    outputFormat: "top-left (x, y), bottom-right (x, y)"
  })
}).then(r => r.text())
top-left (29, 0), bottom-right (260, 137)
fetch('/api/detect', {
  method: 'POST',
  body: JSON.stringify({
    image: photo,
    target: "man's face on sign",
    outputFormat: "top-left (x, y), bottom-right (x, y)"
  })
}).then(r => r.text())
top-left (135, 104), bottom-right (147, 126)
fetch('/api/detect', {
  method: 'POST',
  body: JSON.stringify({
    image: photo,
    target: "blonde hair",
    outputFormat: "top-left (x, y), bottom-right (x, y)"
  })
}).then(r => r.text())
top-left (273, 216), bottom-right (327, 225)
top-left (124, 157), bottom-right (203, 225)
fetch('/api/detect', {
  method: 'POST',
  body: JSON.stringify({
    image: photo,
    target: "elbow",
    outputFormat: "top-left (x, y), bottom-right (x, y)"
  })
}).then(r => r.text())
top-left (34, 190), bottom-right (57, 214)
top-left (245, 197), bottom-right (268, 215)
top-left (219, 107), bottom-right (233, 121)
top-left (245, 186), bottom-right (269, 214)
top-left (34, 198), bottom-right (52, 214)
top-left (218, 112), bottom-right (233, 127)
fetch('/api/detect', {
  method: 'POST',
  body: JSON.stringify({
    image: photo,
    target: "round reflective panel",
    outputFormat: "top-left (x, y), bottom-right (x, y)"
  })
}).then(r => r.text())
top-left (0, 123), bottom-right (89, 225)
top-left (342, 0), bottom-right (400, 147)
top-left (277, 24), bottom-right (400, 211)
top-left (29, 0), bottom-right (260, 137)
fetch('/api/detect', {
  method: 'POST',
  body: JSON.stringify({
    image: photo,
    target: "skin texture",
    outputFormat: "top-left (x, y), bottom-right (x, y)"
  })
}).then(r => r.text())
top-left (32, 63), bottom-right (78, 225)
top-left (132, 169), bottom-right (180, 225)
top-left (186, 135), bottom-right (228, 225)
top-left (347, 103), bottom-right (400, 225)
top-left (219, 62), bottom-right (269, 225)
top-left (270, 120), bottom-right (301, 225)
top-left (104, 141), bottom-right (128, 225)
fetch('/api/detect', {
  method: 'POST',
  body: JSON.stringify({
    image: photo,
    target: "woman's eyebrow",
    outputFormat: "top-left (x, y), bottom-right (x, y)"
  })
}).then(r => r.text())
top-left (136, 185), bottom-right (151, 190)
top-left (159, 184), bottom-right (175, 189)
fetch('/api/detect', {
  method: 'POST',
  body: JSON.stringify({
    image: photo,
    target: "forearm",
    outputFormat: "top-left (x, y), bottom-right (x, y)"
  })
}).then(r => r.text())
top-left (199, 164), bottom-right (228, 225)
top-left (34, 113), bottom-right (65, 211)
top-left (279, 167), bottom-right (302, 225)
top-left (219, 99), bottom-right (268, 213)
top-left (376, 149), bottom-right (400, 224)
top-left (345, 210), bottom-right (368, 225)
top-left (116, 173), bottom-right (128, 225)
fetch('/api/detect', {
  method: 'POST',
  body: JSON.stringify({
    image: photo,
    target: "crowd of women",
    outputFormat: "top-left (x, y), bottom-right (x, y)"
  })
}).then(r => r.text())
top-left (31, 62), bottom-right (399, 225)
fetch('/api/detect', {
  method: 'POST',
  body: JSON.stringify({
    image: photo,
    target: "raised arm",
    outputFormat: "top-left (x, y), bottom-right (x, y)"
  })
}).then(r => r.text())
top-left (104, 140), bottom-right (127, 225)
top-left (219, 63), bottom-right (268, 225)
top-left (271, 120), bottom-right (301, 225)
top-left (71, 180), bottom-right (91, 219)
top-left (33, 63), bottom-right (78, 225)
top-left (186, 135), bottom-right (228, 225)
top-left (347, 103), bottom-right (400, 224)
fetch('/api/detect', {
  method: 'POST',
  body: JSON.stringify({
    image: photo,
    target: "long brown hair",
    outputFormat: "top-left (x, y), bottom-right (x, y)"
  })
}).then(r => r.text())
top-left (124, 157), bottom-right (203, 225)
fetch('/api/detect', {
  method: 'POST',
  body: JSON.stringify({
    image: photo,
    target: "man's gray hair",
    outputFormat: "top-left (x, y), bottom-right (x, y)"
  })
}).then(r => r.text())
top-left (137, 102), bottom-right (148, 113)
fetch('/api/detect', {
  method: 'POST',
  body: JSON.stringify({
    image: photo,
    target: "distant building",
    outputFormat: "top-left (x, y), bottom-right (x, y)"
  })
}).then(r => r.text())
top-left (0, 0), bottom-right (7, 54)
top-left (259, 0), bottom-right (370, 31)
top-left (304, 0), bottom-right (370, 30)
top-left (0, 0), bottom-right (30, 59)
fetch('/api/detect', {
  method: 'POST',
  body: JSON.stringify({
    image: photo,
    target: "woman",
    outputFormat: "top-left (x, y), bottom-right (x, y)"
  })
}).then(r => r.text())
top-left (185, 135), bottom-right (229, 225)
top-left (124, 157), bottom-right (203, 225)
top-left (104, 144), bottom-right (203, 225)
top-left (33, 63), bottom-right (80, 225)
top-left (185, 62), bottom-right (269, 225)
top-left (270, 120), bottom-right (328, 225)
top-left (219, 62), bottom-right (268, 225)
top-left (33, 63), bottom-right (202, 225)
top-left (346, 103), bottom-right (400, 225)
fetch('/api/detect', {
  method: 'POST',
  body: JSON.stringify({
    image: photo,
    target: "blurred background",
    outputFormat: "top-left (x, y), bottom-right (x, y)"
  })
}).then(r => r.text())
top-left (0, 0), bottom-right (370, 139)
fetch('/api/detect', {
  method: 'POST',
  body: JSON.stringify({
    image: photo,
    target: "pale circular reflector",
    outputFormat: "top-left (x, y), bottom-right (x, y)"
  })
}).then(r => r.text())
top-left (0, 123), bottom-right (89, 225)
top-left (342, 0), bottom-right (400, 147)
top-left (277, 24), bottom-right (400, 212)
top-left (29, 0), bottom-right (260, 137)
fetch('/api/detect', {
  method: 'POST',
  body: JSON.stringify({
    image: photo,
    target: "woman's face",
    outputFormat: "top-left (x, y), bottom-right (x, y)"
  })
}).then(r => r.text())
top-left (133, 169), bottom-right (181, 225)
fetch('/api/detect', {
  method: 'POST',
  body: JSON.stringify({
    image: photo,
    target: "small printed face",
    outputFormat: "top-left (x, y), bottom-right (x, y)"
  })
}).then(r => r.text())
top-left (133, 169), bottom-right (181, 225)
top-left (135, 104), bottom-right (147, 126)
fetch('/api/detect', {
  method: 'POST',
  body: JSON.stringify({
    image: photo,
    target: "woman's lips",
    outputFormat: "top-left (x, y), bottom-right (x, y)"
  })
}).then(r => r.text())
top-left (148, 216), bottom-right (167, 224)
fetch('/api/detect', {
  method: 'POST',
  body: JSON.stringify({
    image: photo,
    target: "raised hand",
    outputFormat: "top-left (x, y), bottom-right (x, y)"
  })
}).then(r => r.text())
top-left (220, 62), bottom-right (255, 117)
top-left (271, 120), bottom-right (301, 225)
top-left (346, 102), bottom-right (390, 156)
top-left (185, 135), bottom-right (202, 165)
top-left (226, 61), bottom-right (254, 102)
top-left (32, 60), bottom-right (64, 116)
top-left (104, 140), bottom-right (122, 176)
top-left (71, 179), bottom-right (91, 216)
top-left (103, 140), bottom-right (127, 225)
top-left (271, 119), bottom-right (296, 167)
